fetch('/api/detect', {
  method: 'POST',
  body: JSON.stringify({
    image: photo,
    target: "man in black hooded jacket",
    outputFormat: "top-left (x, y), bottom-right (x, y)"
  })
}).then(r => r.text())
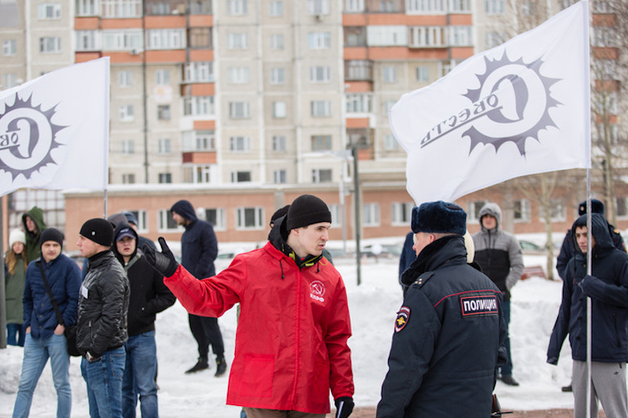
top-left (170, 199), bottom-right (226, 376)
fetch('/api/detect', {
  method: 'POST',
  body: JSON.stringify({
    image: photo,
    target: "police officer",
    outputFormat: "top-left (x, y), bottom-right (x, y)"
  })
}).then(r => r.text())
top-left (377, 201), bottom-right (506, 418)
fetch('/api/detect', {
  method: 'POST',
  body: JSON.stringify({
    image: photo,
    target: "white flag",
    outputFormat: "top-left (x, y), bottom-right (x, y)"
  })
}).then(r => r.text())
top-left (0, 57), bottom-right (110, 196)
top-left (391, 1), bottom-right (590, 206)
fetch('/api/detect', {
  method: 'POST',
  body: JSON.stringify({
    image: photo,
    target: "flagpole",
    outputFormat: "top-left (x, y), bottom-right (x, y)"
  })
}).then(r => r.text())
top-left (103, 57), bottom-right (111, 218)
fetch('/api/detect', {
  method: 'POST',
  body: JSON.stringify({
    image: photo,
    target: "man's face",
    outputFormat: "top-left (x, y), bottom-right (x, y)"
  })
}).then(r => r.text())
top-left (41, 241), bottom-right (61, 263)
top-left (172, 212), bottom-right (186, 226)
top-left (481, 215), bottom-right (497, 230)
top-left (292, 222), bottom-right (330, 258)
top-left (116, 236), bottom-right (136, 258)
top-left (77, 235), bottom-right (100, 258)
top-left (25, 216), bottom-right (37, 232)
top-left (413, 232), bottom-right (434, 256)
top-left (575, 226), bottom-right (595, 253)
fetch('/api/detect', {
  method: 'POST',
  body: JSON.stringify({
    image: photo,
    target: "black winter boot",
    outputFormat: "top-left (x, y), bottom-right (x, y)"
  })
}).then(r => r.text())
top-left (186, 358), bottom-right (209, 374)
top-left (215, 357), bottom-right (227, 377)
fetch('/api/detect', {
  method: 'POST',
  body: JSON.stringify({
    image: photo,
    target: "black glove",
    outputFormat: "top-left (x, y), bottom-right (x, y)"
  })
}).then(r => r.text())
top-left (142, 237), bottom-right (179, 278)
top-left (334, 396), bottom-right (354, 418)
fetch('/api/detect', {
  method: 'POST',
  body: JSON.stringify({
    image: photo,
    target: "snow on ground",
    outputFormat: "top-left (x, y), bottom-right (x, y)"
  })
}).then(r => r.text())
top-left (0, 238), bottom-right (576, 417)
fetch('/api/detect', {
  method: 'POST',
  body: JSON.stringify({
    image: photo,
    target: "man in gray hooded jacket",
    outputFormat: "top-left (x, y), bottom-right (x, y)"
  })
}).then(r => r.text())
top-left (472, 202), bottom-right (524, 386)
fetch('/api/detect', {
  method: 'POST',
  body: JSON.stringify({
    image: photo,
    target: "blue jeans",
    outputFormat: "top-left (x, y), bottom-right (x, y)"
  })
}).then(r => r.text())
top-left (13, 332), bottom-right (71, 418)
top-left (7, 323), bottom-right (25, 347)
top-left (81, 347), bottom-right (126, 418)
top-left (122, 332), bottom-right (158, 418)
top-left (500, 300), bottom-right (513, 376)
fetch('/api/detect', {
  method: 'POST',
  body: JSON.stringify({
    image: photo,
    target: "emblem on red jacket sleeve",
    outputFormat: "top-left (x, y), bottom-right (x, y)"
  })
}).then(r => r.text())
top-left (395, 306), bottom-right (410, 332)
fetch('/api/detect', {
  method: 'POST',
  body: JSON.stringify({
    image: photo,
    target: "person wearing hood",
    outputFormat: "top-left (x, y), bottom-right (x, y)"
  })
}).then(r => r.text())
top-left (112, 223), bottom-right (176, 418)
top-left (22, 206), bottom-right (47, 263)
top-left (472, 202), bottom-right (524, 387)
top-left (170, 199), bottom-right (226, 376)
top-left (143, 194), bottom-right (354, 418)
top-left (377, 201), bottom-right (506, 418)
top-left (547, 213), bottom-right (628, 418)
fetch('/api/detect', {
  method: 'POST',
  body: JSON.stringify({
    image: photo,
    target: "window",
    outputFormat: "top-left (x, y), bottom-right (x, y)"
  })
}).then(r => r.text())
top-left (102, 0), bottom-right (142, 17)
top-left (228, 33), bottom-right (248, 49)
top-left (344, 27), bottom-right (366, 46)
top-left (228, 67), bottom-right (250, 84)
top-left (204, 208), bottom-right (226, 230)
top-left (307, 0), bottom-right (330, 15)
top-left (189, 0), bottom-right (212, 13)
top-left (118, 70), bottom-right (133, 87)
top-left (3, 74), bottom-right (19, 89)
top-left (120, 105), bottom-right (134, 122)
top-left (76, 0), bottom-right (98, 16)
top-left (485, 31), bottom-right (506, 48)
top-left (383, 100), bottom-right (396, 113)
top-left (273, 169), bottom-right (287, 184)
top-left (485, 0), bottom-right (504, 15)
top-left (345, 0), bottom-right (364, 12)
top-left (311, 100), bottom-right (331, 117)
top-left (308, 32), bottom-right (331, 49)
top-left (76, 31), bottom-right (100, 51)
top-left (449, 0), bottom-right (471, 12)
top-left (158, 138), bottom-right (171, 154)
top-left (121, 139), bottom-right (135, 154)
top-left (229, 102), bottom-right (250, 119)
top-left (158, 173), bottom-right (172, 183)
top-left (38, 3), bottom-right (62, 19)
top-left (269, 1), bottom-right (283, 15)
top-left (270, 67), bottom-right (285, 85)
top-left (312, 169), bottom-right (332, 183)
top-left (39, 37), bottom-right (62, 53)
top-left (184, 62), bottom-right (213, 82)
top-left (103, 30), bottom-right (143, 51)
top-left (122, 173), bottom-right (136, 184)
top-left (183, 131), bottom-right (215, 151)
top-left (273, 102), bottom-right (287, 118)
top-left (540, 200), bottom-right (566, 222)
top-left (158, 105), bottom-right (171, 120)
top-left (593, 27), bottom-right (619, 47)
top-left (311, 135), bottom-right (332, 151)
top-left (188, 27), bottom-right (212, 48)
top-left (617, 198), bottom-right (628, 219)
top-left (345, 60), bottom-right (372, 80)
top-left (391, 202), bottom-right (413, 225)
top-left (236, 207), bottom-right (264, 230)
top-left (467, 201), bottom-right (488, 223)
top-left (520, 0), bottom-right (536, 16)
top-left (3, 39), bottom-right (17, 56)
top-left (408, 26), bottom-right (446, 48)
top-left (449, 26), bottom-right (472, 46)
top-left (346, 94), bottom-right (372, 114)
top-left (229, 136), bottom-right (251, 152)
top-left (183, 96), bottom-right (214, 116)
top-left (183, 164), bottom-right (213, 183)
top-left (367, 26), bottom-right (407, 46)
top-left (231, 171), bottom-right (252, 183)
top-left (272, 135), bottom-right (286, 152)
top-left (310, 66), bottom-right (331, 83)
top-left (270, 34), bottom-right (284, 50)
top-left (329, 204), bottom-right (342, 227)
top-left (147, 29), bottom-right (186, 50)
top-left (363, 203), bottom-right (380, 227)
top-left (156, 69), bottom-right (170, 85)
top-left (382, 66), bottom-right (397, 83)
top-left (406, 0), bottom-right (445, 13)
top-left (159, 209), bottom-right (183, 232)
top-left (513, 200), bottom-right (531, 222)
top-left (416, 66), bottom-right (429, 82)
top-left (384, 134), bottom-right (399, 150)
top-left (227, 0), bottom-right (247, 15)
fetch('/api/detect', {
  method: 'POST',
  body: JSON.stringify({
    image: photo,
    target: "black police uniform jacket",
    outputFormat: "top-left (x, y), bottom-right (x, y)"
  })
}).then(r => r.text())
top-left (377, 235), bottom-right (506, 418)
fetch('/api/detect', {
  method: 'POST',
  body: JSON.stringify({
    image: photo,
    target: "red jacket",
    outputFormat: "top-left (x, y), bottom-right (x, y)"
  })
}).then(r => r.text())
top-left (164, 241), bottom-right (354, 413)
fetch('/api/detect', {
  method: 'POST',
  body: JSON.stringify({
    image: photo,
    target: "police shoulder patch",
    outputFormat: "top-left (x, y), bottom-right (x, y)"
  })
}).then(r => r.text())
top-left (460, 295), bottom-right (498, 317)
top-left (395, 306), bottom-right (410, 332)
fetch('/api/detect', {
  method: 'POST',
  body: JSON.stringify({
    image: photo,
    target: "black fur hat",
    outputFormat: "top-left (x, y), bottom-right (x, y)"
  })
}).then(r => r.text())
top-left (578, 199), bottom-right (604, 216)
top-left (411, 201), bottom-right (466, 235)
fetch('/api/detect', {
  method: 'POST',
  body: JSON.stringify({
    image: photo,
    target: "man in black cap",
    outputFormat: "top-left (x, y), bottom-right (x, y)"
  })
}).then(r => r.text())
top-left (143, 194), bottom-right (354, 418)
top-left (377, 201), bottom-right (506, 418)
top-left (76, 218), bottom-right (130, 418)
top-left (170, 199), bottom-right (226, 376)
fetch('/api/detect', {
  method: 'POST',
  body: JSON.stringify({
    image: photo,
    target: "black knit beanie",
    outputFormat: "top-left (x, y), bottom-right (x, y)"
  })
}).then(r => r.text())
top-left (40, 228), bottom-right (64, 247)
top-left (286, 195), bottom-right (331, 230)
top-left (80, 218), bottom-right (114, 247)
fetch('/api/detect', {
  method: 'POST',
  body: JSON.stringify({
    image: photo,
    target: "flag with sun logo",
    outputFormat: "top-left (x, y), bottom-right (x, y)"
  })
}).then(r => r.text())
top-left (0, 57), bottom-right (110, 197)
top-left (390, 0), bottom-right (590, 206)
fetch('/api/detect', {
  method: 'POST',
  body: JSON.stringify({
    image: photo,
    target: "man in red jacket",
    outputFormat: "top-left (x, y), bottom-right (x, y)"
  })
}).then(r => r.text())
top-left (143, 194), bottom-right (354, 418)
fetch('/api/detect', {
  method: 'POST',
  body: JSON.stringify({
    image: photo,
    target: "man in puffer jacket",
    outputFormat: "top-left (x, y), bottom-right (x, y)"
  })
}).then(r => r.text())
top-left (76, 218), bottom-right (130, 418)
top-left (547, 213), bottom-right (628, 418)
top-left (143, 194), bottom-right (354, 418)
top-left (472, 202), bottom-right (524, 387)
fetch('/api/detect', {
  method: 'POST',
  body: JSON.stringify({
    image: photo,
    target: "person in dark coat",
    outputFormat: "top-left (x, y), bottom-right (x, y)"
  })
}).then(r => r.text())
top-left (112, 223), bottom-right (176, 418)
top-left (377, 201), bottom-right (506, 418)
top-left (547, 213), bottom-right (628, 418)
top-left (170, 199), bottom-right (226, 376)
top-left (398, 231), bottom-right (415, 284)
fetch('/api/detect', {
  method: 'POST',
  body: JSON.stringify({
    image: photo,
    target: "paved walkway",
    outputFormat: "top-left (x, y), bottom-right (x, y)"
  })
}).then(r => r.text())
top-left (328, 407), bottom-right (607, 417)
